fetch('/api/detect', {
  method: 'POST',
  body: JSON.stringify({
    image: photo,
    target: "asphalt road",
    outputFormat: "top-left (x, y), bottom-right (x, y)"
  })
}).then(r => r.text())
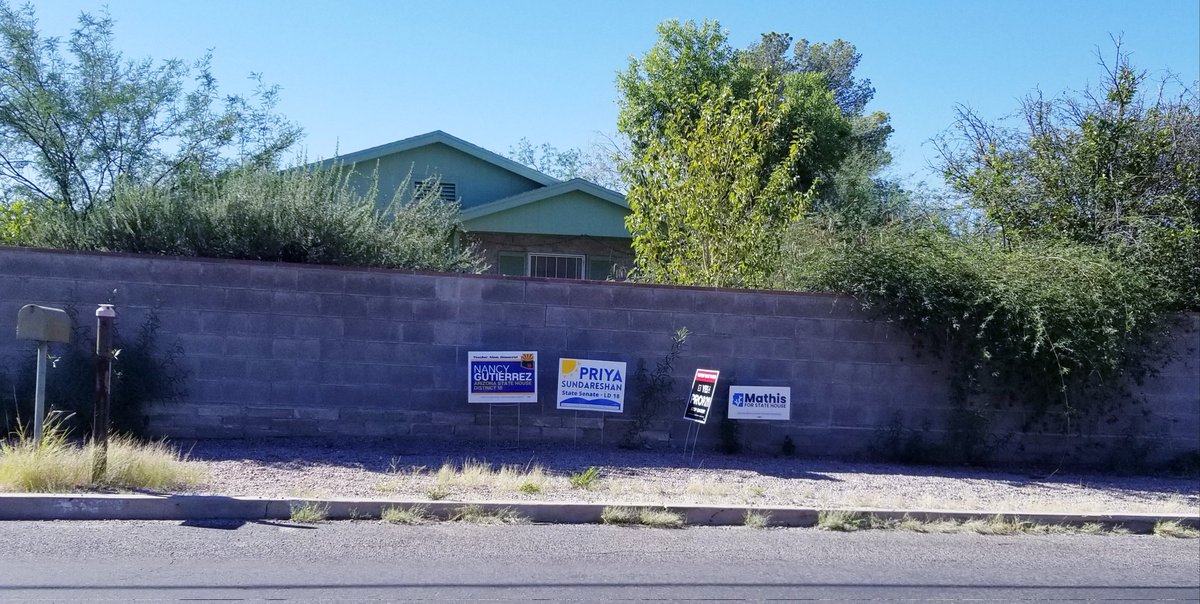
top-left (1, 520), bottom-right (1197, 601)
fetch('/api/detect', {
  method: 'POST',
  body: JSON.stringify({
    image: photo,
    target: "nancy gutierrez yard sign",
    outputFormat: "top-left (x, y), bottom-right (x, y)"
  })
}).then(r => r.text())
top-left (683, 369), bottom-right (720, 424)
top-left (728, 385), bottom-right (791, 421)
top-left (557, 358), bottom-right (627, 413)
top-left (468, 351), bottom-right (537, 403)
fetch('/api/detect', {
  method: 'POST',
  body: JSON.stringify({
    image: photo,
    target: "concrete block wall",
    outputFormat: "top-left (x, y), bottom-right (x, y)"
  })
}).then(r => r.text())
top-left (0, 246), bottom-right (1196, 466)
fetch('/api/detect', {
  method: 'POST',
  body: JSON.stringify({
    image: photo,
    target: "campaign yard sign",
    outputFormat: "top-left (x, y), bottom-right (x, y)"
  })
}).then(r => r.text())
top-left (557, 358), bottom-right (627, 413)
top-left (467, 351), bottom-right (537, 404)
top-left (683, 369), bottom-right (720, 424)
top-left (728, 386), bottom-right (791, 421)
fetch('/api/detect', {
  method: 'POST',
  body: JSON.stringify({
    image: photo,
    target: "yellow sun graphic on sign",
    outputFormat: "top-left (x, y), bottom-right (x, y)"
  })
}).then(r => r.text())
top-left (560, 359), bottom-right (577, 376)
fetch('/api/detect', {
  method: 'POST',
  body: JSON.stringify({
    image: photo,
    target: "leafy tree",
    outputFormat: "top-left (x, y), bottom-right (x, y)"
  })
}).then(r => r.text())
top-left (617, 20), bottom-right (856, 287)
top-left (786, 36), bottom-right (896, 220)
top-left (937, 45), bottom-right (1199, 309)
top-left (623, 75), bottom-right (849, 288)
top-left (790, 38), bottom-right (876, 116)
top-left (0, 2), bottom-right (301, 214)
top-left (0, 197), bottom-right (31, 243)
top-left (618, 23), bottom-right (897, 217)
top-left (616, 20), bottom-right (743, 157)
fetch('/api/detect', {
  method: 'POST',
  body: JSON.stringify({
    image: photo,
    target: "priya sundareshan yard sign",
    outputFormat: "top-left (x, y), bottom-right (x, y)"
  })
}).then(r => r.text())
top-left (556, 358), bottom-right (627, 413)
top-left (468, 351), bottom-right (537, 403)
top-left (728, 385), bottom-right (791, 421)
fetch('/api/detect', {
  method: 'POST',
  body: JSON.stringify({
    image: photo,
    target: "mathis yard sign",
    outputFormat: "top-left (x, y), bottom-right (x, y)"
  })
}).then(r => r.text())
top-left (728, 386), bottom-right (791, 421)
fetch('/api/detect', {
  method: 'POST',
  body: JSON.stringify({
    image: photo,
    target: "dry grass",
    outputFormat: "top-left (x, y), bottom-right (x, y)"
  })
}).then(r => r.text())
top-left (600, 506), bottom-right (685, 528)
top-left (600, 506), bottom-right (641, 525)
top-left (684, 478), bottom-right (733, 499)
top-left (289, 501), bottom-right (328, 524)
top-left (1153, 520), bottom-right (1200, 538)
top-left (743, 510), bottom-right (771, 528)
top-left (639, 508), bottom-right (685, 528)
top-left (381, 505), bottom-right (430, 525)
top-left (849, 513), bottom-right (1136, 536)
top-left (450, 504), bottom-right (527, 524)
top-left (434, 459), bottom-right (549, 492)
top-left (0, 432), bottom-right (203, 492)
top-left (377, 458), bottom-right (551, 498)
top-left (817, 510), bottom-right (867, 531)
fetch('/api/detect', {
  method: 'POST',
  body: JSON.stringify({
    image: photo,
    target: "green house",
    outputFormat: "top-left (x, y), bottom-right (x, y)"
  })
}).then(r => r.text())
top-left (318, 131), bottom-right (632, 280)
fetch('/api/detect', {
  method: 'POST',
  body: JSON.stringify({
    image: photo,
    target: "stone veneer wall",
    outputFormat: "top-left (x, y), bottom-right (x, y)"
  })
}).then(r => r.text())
top-left (0, 246), bottom-right (1196, 466)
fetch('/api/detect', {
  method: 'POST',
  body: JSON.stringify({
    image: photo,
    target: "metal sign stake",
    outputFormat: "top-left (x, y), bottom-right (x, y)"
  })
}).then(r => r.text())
top-left (683, 423), bottom-right (695, 460)
top-left (33, 342), bottom-right (47, 443)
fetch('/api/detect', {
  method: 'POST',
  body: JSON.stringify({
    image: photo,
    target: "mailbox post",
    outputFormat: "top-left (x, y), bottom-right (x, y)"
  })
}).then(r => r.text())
top-left (15, 305), bottom-right (72, 444)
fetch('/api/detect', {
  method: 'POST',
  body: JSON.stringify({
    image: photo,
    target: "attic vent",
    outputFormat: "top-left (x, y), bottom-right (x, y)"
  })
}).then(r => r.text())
top-left (414, 181), bottom-right (457, 203)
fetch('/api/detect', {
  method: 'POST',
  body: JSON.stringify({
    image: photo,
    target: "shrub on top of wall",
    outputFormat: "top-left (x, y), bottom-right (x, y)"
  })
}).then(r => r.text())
top-left (11, 165), bottom-right (486, 274)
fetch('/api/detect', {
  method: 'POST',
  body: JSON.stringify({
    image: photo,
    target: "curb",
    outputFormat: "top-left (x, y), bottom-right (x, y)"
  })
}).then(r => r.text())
top-left (1, 494), bottom-right (1196, 533)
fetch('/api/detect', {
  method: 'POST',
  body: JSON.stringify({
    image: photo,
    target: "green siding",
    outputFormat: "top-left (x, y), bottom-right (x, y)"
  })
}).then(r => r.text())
top-left (342, 142), bottom-right (544, 210)
top-left (462, 191), bottom-right (630, 238)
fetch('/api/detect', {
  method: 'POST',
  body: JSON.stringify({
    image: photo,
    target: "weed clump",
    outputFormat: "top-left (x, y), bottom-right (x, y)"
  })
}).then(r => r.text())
top-left (817, 510), bottom-right (867, 532)
top-left (743, 510), bottom-right (771, 528)
top-left (1153, 520), bottom-right (1200, 539)
top-left (600, 506), bottom-right (685, 528)
top-left (289, 501), bottom-right (329, 524)
top-left (569, 466), bottom-right (601, 490)
top-left (381, 505), bottom-right (430, 525)
top-left (450, 504), bottom-right (526, 524)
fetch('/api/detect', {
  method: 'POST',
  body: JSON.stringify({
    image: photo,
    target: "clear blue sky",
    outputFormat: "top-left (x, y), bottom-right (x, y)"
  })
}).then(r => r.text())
top-left (30, 0), bottom-right (1200, 188)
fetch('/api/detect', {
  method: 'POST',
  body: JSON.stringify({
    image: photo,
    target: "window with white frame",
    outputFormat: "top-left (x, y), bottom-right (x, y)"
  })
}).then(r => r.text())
top-left (528, 253), bottom-right (584, 280)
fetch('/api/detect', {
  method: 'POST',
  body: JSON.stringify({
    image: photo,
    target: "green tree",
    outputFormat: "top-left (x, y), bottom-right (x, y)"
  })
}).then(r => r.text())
top-left (618, 23), bottom-right (898, 220)
top-left (617, 20), bottom-right (856, 287)
top-left (0, 197), bottom-right (31, 243)
top-left (0, 3), bottom-right (301, 213)
top-left (623, 75), bottom-right (849, 288)
top-left (787, 36), bottom-right (897, 221)
top-left (937, 46), bottom-right (1199, 309)
top-left (616, 20), bottom-right (743, 157)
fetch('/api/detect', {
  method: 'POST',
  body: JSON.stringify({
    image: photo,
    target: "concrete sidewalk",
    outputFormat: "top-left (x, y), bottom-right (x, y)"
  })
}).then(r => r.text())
top-left (2, 493), bottom-right (1196, 533)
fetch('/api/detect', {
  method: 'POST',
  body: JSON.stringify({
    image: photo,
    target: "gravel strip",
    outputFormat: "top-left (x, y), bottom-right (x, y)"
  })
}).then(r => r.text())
top-left (177, 439), bottom-right (1200, 515)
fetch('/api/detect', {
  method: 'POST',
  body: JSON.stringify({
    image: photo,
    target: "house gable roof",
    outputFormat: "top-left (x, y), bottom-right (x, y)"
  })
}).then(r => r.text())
top-left (459, 178), bottom-right (628, 222)
top-left (315, 130), bottom-right (560, 188)
top-left (460, 178), bottom-right (631, 239)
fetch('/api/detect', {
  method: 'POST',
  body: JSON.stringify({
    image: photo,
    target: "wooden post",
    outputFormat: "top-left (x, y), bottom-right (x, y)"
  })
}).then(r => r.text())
top-left (91, 304), bottom-right (115, 483)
